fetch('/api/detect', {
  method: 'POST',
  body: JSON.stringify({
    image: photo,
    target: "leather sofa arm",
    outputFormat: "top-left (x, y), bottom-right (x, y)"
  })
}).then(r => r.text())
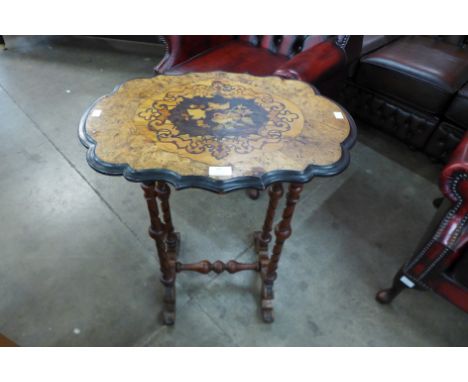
top-left (273, 40), bottom-right (346, 83)
top-left (440, 132), bottom-right (468, 202)
top-left (155, 35), bottom-right (234, 73)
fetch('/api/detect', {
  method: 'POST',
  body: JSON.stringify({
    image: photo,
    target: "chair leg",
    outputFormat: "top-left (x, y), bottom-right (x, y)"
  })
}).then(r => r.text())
top-left (432, 197), bottom-right (444, 209)
top-left (376, 269), bottom-right (409, 304)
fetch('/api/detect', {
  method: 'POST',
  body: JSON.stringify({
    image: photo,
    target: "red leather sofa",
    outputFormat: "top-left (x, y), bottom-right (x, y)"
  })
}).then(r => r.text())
top-left (377, 131), bottom-right (468, 312)
top-left (155, 35), bottom-right (363, 99)
top-left (342, 36), bottom-right (468, 162)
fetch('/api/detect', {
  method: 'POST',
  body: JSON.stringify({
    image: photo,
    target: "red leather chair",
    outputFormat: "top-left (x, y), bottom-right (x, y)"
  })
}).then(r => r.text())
top-left (377, 132), bottom-right (468, 312)
top-left (155, 35), bottom-right (362, 98)
top-left (155, 35), bottom-right (362, 199)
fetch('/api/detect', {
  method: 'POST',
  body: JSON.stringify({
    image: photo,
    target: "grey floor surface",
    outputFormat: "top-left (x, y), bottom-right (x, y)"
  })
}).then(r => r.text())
top-left (0, 36), bottom-right (466, 346)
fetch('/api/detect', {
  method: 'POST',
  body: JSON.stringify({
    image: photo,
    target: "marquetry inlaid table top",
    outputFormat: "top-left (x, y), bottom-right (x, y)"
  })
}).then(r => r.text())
top-left (79, 71), bottom-right (356, 192)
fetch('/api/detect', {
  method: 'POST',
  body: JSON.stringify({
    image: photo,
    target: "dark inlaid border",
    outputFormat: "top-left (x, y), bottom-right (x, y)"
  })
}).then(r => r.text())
top-left (79, 73), bottom-right (357, 193)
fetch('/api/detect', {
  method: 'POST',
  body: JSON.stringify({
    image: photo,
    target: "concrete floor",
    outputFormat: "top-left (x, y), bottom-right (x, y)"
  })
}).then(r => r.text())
top-left (0, 36), bottom-right (467, 346)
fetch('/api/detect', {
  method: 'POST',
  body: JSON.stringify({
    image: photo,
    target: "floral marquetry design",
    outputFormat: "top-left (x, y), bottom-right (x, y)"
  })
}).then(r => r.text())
top-left (135, 79), bottom-right (303, 161)
top-left (79, 72), bottom-right (356, 192)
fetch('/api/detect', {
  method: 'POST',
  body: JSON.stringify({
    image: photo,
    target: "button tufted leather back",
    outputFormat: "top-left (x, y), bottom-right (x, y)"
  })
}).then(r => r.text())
top-left (238, 35), bottom-right (332, 57)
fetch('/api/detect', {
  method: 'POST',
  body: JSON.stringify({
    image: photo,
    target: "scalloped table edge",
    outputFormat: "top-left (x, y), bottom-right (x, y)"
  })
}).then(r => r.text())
top-left (78, 75), bottom-right (357, 193)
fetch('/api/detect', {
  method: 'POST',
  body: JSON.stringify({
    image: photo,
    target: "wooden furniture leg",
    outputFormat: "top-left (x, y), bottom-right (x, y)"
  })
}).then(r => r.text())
top-left (141, 182), bottom-right (176, 325)
top-left (246, 189), bottom-right (261, 200)
top-left (255, 183), bottom-right (284, 256)
top-left (156, 181), bottom-right (180, 259)
top-left (376, 269), bottom-right (409, 304)
top-left (261, 183), bottom-right (304, 323)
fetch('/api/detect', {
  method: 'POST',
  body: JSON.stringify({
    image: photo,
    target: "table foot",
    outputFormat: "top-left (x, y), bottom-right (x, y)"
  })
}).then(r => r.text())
top-left (162, 311), bottom-right (175, 326)
top-left (261, 280), bottom-right (275, 323)
top-left (246, 189), bottom-right (261, 200)
top-left (161, 279), bottom-right (176, 325)
top-left (258, 253), bottom-right (275, 323)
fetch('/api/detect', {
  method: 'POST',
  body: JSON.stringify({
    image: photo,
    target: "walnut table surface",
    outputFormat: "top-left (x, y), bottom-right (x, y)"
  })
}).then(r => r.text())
top-left (79, 71), bottom-right (356, 324)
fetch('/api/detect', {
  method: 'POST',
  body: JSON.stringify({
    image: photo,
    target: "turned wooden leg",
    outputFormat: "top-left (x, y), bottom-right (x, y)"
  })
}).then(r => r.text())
top-left (246, 189), bottom-right (261, 200)
top-left (261, 183), bottom-right (303, 323)
top-left (254, 183), bottom-right (284, 256)
top-left (141, 182), bottom-right (176, 325)
top-left (376, 269), bottom-right (409, 304)
top-left (156, 181), bottom-right (180, 258)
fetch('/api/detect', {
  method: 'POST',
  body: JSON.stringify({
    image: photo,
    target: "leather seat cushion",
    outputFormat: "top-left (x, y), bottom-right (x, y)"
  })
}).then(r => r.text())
top-left (165, 41), bottom-right (288, 76)
top-left (356, 36), bottom-right (468, 114)
top-left (446, 83), bottom-right (468, 128)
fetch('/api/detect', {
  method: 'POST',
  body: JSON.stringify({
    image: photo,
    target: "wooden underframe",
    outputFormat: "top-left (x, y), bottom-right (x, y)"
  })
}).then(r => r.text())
top-left (141, 180), bottom-right (304, 325)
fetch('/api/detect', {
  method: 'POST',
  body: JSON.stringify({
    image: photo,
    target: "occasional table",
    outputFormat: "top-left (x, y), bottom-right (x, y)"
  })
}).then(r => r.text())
top-left (79, 72), bottom-right (356, 325)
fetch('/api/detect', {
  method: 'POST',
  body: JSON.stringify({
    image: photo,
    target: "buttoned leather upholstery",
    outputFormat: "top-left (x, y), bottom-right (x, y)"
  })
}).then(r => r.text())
top-left (341, 83), bottom-right (438, 148)
top-left (160, 40), bottom-right (289, 76)
top-left (341, 36), bottom-right (468, 161)
top-left (425, 122), bottom-right (465, 162)
top-left (155, 35), bottom-right (363, 98)
top-left (446, 83), bottom-right (468, 128)
top-left (356, 36), bottom-right (468, 114)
